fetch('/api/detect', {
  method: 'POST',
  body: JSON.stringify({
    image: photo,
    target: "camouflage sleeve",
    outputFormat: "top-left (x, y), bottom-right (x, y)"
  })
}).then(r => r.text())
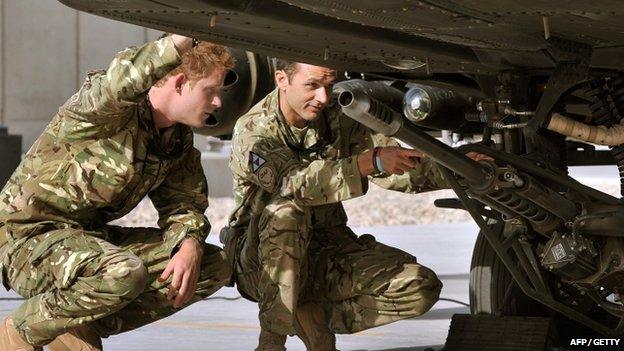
top-left (60, 36), bottom-right (181, 127)
top-left (231, 133), bottom-right (366, 206)
top-left (348, 117), bottom-right (449, 193)
top-left (148, 146), bottom-right (211, 256)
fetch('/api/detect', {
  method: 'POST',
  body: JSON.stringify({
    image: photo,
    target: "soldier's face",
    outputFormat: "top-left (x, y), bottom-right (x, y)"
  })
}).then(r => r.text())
top-left (277, 64), bottom-right (336, 124)
top-left (176, 68), bottom-right (226, 128)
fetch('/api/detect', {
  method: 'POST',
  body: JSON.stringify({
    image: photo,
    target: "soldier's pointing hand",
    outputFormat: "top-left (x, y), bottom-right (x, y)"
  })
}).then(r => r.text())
top-left (358, 146), bottom-right (423, 176)
top-left (377, 147), bottom-right (423, 175)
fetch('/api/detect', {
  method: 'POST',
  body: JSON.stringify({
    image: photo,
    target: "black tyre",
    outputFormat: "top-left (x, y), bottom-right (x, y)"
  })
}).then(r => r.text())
top-left (468, 221), bottom-right (615, 347)
top-left (469, 221), bottom-right (543, 316)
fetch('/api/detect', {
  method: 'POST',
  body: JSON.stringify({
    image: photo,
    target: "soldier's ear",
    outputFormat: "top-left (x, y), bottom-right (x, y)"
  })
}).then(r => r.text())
top-left (172, 73), bottom-right (187, 94)
top-left (275, 70), bottom-right (289, 91)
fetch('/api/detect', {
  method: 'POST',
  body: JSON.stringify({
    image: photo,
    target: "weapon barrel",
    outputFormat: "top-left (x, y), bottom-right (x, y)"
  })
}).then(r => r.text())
top-left (395, 120), bottom-right (489, 184)
top-left (338, 87), bottom-right (488, 184)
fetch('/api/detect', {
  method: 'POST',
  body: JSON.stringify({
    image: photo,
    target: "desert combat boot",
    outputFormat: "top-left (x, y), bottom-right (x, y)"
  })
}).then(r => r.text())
top-left (47, 325), bottom-right (102, 351)
top-left (295, 303), bottom-right (337, 351)
top-left (256, 328), bottom-right (287, 351)
top-left (0, 317), bottom-right (41, 351)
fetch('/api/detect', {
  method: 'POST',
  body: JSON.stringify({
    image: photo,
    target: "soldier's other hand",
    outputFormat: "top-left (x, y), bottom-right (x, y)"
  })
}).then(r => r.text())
top-left (464, 151), bottom-right (493, 162)
top-left (379, 146), bottom-right (424, 175)
top-left (159, 238), bottom-right (204, 308)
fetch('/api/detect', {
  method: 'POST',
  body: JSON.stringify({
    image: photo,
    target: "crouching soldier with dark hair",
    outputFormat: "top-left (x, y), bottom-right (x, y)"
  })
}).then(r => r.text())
top-left (224, 60), bottom-right (488, 350)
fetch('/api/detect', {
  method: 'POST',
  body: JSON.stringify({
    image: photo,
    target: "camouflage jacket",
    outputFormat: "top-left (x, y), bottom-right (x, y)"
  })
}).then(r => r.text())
top-left (228, 88), bottom-right (448, 232)
top-left (0, 37), bottom-right (210, 255)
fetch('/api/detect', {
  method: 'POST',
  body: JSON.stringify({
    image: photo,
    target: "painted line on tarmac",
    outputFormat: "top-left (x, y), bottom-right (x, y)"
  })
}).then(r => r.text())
top-left (154, 320), bottom-right (383, 336)
top-left (155, 320), bottom-right (259, 331)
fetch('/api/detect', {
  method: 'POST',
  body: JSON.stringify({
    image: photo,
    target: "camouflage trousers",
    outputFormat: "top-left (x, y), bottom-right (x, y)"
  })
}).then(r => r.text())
top-left (0, 225), bottom-right (229, 346)
top-left (233, 198), bottom-right (443, 336)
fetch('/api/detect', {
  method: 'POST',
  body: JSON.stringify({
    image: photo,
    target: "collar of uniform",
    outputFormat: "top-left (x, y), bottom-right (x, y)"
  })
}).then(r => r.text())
top-left (143, 96), bottom-right (184, 159)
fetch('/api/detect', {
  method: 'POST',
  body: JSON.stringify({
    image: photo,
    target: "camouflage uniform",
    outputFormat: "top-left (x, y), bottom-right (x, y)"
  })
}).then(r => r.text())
top-left (0, 37), bottom-right (229, 346)
top-left (227, 89), bottom-right (446, 336)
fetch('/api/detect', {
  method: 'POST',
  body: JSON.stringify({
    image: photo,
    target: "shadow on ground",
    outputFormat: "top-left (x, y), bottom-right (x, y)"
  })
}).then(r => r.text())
top-left (352, 345), bottom-right (444, 351)
top-left (410, 307), bottom-right (469, 320)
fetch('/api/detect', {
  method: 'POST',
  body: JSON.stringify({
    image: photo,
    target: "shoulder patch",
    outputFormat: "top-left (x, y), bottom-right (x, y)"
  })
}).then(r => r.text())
top-left (257, 166), bottom-right (275, 189)
top-left (249, 151), bottom-right (267, 173)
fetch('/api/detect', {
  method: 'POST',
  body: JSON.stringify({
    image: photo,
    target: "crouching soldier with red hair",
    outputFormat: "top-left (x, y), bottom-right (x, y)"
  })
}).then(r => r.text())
top-left (0, 34), bottom-right (234, 350)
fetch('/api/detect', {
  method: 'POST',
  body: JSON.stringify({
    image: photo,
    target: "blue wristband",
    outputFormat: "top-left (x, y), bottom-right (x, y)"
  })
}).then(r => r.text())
top-left (375, 154), bottom-right (384, 173)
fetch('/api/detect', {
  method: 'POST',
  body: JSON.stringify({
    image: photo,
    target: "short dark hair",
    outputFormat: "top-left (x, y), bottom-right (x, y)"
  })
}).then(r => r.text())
top-left (274, 58), bottom-right (299, 82)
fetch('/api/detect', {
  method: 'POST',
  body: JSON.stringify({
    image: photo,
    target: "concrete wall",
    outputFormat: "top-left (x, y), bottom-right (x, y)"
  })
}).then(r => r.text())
top-left (0, 0), bottom-right (162, 150)
top-left (0, 0), bottom-right (3, 129)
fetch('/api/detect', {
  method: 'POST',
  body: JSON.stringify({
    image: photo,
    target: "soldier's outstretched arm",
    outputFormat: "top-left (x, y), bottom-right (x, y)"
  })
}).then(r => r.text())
top-left (60, 35), bottom-right (191, 126)
top-left (231, 136), bottom-right (367, 206)
top-left (347, 117), bottom-right (449, 193)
